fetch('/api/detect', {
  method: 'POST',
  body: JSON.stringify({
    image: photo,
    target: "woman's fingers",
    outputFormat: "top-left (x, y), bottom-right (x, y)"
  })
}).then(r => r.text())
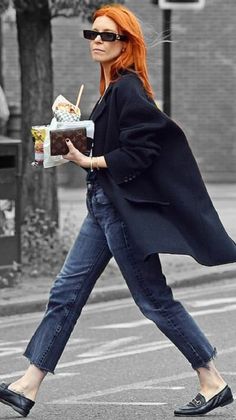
top-left (65, 138), bottom-right (76, 151)
top-left (62, 139), bottom-right (84, 164)
top-left (62, 139), bottom-right (76, 159)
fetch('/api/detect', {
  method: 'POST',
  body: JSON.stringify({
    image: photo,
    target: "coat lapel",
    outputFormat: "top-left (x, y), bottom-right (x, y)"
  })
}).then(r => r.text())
top-left (89, 83), bottom-right (113, 122)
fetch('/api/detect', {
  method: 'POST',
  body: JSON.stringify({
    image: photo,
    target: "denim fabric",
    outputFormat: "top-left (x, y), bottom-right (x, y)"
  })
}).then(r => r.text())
top-left (24, 173), bottom-right (216, 373)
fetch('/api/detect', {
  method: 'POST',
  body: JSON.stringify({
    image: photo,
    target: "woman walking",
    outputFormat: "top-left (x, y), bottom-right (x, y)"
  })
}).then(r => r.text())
top-left (0, 4), bottom-right (235, 417)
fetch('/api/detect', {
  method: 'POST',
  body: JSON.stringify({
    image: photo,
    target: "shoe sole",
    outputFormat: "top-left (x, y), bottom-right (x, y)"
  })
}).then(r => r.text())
top-left (174, 396), bottom-right (234, 416)
top-left (0, 397), bottom-right (28, 417)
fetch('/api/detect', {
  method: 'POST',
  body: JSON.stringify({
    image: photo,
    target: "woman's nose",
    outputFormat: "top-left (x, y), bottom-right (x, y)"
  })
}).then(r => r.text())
top-left (94, 34), bottom-right (103, 42)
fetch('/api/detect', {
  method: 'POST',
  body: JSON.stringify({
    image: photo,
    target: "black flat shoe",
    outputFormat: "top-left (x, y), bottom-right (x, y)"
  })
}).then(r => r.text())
top-left (174, 384), bottom-right (234, 416)
top-left (0, 382), bottom-right (35, 417)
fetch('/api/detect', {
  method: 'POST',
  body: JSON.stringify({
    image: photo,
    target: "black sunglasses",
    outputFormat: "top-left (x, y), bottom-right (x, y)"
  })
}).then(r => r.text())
top-left (83, 30), bottom-right (127, 42)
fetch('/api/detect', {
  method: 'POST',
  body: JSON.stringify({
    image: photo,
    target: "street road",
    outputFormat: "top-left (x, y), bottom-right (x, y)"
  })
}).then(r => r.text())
top-left (0, 278), bottom-right (236, 419)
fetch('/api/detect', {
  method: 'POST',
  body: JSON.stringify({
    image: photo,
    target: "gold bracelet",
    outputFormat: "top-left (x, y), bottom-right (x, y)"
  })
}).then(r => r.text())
top-left (90, 156), bottom-right (93, 171)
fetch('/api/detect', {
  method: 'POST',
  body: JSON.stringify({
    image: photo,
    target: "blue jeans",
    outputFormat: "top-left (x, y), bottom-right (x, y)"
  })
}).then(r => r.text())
top-left (24, 175), bottom-right (216, 373)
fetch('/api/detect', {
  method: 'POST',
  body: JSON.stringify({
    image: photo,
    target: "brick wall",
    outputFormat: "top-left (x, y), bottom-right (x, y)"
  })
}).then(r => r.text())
top-left (2, 0), bottom-right (236, 182)
top-left (171, 0), bottom-right (236, 182)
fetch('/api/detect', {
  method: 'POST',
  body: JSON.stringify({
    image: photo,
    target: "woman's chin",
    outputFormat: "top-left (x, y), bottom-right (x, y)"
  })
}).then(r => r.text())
top-left (92, 55), bottom-right (104, 63)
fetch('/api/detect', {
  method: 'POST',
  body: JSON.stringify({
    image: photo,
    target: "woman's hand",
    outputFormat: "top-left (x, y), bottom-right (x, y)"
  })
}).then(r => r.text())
top-left (62, 139), bottom-right (90, 168)
top-left (62, 139), bottom-right (108, 169)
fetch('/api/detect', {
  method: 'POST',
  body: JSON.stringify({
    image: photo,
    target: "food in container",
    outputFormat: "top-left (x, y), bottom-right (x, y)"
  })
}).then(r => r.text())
top-left (31, 126), bottom-right (47, 166)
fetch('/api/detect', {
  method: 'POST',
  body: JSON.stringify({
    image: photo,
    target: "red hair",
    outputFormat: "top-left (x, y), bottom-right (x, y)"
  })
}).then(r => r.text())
top-left (93, 4), bottom-right (154, 99)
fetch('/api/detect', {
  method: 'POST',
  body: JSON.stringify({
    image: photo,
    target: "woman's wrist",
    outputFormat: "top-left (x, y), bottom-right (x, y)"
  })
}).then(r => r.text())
top-left (80, 156), bottom-right (107, 169)
top-left (97, 156), bottom-right (107, 168)
top-left (79, 155), bottom-right (91, 168)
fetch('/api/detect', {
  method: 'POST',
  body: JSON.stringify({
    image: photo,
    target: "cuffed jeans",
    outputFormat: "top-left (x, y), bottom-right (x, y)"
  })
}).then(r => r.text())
top-left (24, 175), bottom-right (216, 373)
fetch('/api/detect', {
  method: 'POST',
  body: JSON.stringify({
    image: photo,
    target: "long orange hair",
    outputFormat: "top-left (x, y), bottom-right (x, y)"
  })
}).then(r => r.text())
top-left (93, 4), bottom-right (154, 99)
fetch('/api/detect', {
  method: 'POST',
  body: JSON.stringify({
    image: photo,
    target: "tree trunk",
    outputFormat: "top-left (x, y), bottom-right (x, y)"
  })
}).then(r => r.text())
top-left (0, 17), bottom-right (3, 87)
top-left (16, 2), bottom-right (58, 223)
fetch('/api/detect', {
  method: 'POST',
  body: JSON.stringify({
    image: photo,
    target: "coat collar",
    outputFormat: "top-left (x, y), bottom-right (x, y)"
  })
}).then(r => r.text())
top-left (89, 68), bottom-right (134, 122)
top-left (89, 83), bottom-right (113, 122)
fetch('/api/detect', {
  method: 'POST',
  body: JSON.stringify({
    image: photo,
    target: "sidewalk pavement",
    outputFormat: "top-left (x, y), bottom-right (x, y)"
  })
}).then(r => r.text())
top-left (0, 183), bottom-right (236, 317)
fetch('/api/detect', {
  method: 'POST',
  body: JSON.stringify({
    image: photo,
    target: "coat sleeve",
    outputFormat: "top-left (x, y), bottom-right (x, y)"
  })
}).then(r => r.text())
top-left (103, 75), bottom-right (167, 185)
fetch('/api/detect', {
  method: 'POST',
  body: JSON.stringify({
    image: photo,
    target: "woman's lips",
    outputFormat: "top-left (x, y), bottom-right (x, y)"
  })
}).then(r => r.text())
top-left (93, 49), bottom-right (105, 53)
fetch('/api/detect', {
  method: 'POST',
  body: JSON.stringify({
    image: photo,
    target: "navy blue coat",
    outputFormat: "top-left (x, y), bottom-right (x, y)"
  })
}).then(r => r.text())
top-left (90, 71), bottom-right (236, 266)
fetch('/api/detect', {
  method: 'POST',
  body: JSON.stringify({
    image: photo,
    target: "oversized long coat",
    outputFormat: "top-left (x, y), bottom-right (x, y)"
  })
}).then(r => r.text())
top-left (89, 70), bottom-right (236, 266)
